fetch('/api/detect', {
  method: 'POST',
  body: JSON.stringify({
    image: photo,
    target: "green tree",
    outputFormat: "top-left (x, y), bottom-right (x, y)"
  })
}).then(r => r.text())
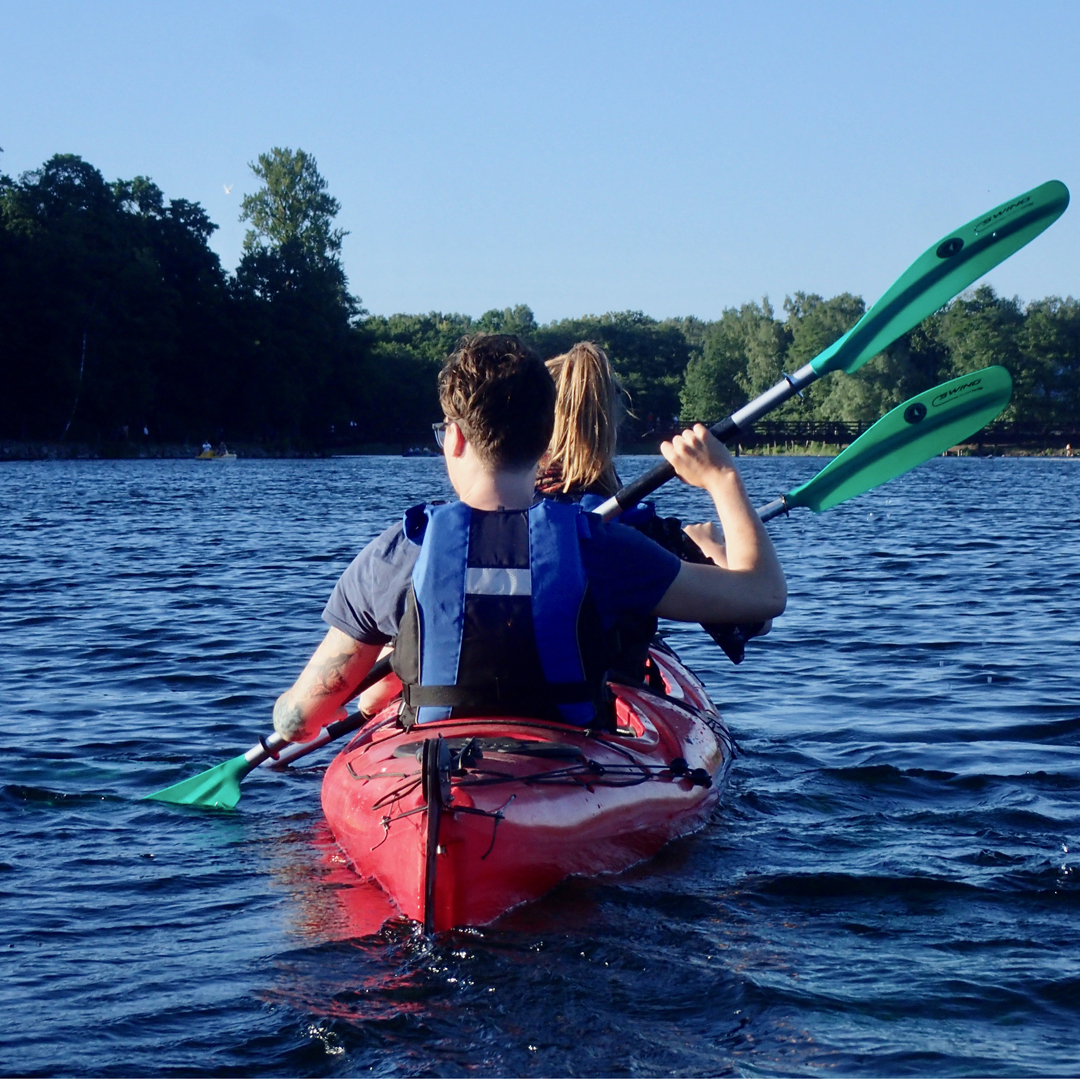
top-left (784, 291), bottom-right (869, 422)
top-left (680, 300), bottom-right (789, 423)
top-left (844, 319), bottom-right (953, 421)
top-left (1018, 296), bottom-right (1080, 423)
top-left (240, 147), bottom-right (345, 264)
top-left (362, 311), bottom-right (474, 366)
top-left (476, 304), bottom-right (537, 338)
top-left (232, 147), bottom-right (362, 440)
top-left (355, 312), bottom-right (476, 439)
top-left (112, 175), bottom-right (234, 440)
top-left (0, 154), bottom-right (232, 442)
top-left (933, 286), bottom-right (1025, 420)
top-left (927, 286), bottom-right (1080, 425)
top-left (0, 155), bottom-right (127, 438)
top-left (664, 315), bottom-right (710, 353)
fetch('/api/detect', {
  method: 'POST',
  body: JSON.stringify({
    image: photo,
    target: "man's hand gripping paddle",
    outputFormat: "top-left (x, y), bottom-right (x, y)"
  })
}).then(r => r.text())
top-left (594, 179), bottom-right (1068, 523)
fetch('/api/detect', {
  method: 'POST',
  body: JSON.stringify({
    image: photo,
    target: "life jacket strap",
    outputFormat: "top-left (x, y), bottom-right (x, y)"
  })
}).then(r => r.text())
top-left (403, 680), bottom-right (595, 710)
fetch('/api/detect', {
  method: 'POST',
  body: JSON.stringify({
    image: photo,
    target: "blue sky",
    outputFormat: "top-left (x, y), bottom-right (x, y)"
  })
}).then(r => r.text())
top-left (2, 0), bottom-right (1077, 322)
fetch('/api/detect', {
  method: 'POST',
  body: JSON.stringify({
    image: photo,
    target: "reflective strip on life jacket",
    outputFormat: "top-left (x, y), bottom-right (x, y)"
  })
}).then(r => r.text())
top-left (465, 567), bottom-right (532, 595)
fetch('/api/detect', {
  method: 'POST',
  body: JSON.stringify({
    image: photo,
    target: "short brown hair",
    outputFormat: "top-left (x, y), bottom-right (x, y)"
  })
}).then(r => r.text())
top-left (438, 334), bottom-right (555, 468)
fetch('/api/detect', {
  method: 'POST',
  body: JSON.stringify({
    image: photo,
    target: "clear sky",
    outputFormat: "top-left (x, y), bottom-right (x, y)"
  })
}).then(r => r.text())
top-left (2, 0), bottom-right (1077, 322)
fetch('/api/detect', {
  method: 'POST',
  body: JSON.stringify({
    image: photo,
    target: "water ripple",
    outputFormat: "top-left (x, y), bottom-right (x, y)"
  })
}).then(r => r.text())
top-left (1, 456), bottom-right (1079, 1076)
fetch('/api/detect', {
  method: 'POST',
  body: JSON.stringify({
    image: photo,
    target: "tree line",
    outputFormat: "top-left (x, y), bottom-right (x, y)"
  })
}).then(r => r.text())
top-left (2, 149), bottom-right (1078, 450)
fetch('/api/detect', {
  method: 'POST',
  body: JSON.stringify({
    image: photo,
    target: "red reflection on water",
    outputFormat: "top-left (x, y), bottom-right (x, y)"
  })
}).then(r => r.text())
top-left (267, 818), bottom-right (401, 942)
top-left (308, 820), bottom-right (402, 939)
top-left (262, 821), bottom-right (431, 1023)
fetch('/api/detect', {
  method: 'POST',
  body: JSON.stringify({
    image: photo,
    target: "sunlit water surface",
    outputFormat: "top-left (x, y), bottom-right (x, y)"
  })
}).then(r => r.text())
top-left (1, 455), bottom-right (1078, 1078)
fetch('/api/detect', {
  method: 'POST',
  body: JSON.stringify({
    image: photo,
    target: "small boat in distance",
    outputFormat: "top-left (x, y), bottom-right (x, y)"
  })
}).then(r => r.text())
top-left (197, 442), bottom-right (237, 461)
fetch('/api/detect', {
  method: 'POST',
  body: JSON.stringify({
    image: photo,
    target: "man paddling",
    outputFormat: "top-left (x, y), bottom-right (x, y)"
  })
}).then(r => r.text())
top-left (273, 334), bottom-right (786, 742)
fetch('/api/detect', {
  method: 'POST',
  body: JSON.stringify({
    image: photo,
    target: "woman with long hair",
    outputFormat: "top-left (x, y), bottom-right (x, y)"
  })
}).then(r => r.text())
top-left (538, 341), bottom-right (725, 560)
top-left (537, 340), bottom-right (768, 665)
top-left (537, 342), bottom-right (624, 499)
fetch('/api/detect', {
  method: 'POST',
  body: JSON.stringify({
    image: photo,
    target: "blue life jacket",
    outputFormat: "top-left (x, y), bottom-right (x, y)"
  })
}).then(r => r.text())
top-left (391, 499), bottom-right (608, 727)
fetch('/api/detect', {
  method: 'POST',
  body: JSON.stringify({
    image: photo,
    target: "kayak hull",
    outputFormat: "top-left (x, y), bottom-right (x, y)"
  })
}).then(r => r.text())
top-left (321, 645), bottom-right (733, 931)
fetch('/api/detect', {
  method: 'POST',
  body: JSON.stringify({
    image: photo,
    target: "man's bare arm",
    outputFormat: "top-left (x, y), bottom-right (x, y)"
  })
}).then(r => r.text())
top-left (273, 627), bottom-right (382, 743)
top-left (655, 560), bottom-right (785, 623)
top-left (653, 425), bottom-right (786, 625)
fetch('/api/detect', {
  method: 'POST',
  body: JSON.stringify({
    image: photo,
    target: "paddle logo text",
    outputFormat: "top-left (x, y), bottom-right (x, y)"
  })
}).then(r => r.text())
top-left (971, 194), bottom-right (1033, 237)
top-left (932, 376), bottom-right (984, 408)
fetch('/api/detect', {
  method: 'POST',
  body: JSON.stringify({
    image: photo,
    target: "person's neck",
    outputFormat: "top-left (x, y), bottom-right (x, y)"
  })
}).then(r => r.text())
top-left (453, 463), bottom-right (537, 511)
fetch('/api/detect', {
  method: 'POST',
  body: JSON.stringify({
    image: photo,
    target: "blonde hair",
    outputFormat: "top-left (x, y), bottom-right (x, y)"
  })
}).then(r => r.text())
top-left (544, 342), bottom-right (624, 496)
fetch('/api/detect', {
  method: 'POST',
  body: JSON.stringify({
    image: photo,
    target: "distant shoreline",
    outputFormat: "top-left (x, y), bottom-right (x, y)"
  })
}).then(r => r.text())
top-left (3, 440), bottom-right (1077, 462)
top-left (0, 441), bottom-right (328, 462)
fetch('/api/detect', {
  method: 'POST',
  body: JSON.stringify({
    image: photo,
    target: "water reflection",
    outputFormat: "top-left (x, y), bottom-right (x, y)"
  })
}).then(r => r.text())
top-left (266, 818), bottom-right (400, 943)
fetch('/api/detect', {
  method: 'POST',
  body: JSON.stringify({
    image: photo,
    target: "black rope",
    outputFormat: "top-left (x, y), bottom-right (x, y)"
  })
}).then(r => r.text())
top-left (371, 775), bottom-right (422, 811)
top-left (448, 794), bottom-right (517, 859)
top-left (347, 762), bottom-right (413, 781)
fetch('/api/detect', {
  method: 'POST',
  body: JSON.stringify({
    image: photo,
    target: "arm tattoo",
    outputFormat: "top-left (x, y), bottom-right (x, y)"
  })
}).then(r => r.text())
top-left (273, 698), bottom-right (307, 741)
top-left (311, 651), bottom-right (360, 698)
top-left (274, 642), bottom-right (365, 740)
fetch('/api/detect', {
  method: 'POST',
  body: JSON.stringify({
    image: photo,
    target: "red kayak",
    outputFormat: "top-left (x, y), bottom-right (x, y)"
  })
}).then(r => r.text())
top-left (321, 643), bottom-right (734, 932)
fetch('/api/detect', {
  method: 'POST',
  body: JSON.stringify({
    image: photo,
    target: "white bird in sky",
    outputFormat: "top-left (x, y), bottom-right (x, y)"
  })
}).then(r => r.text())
top-left (223, 183), bottom-right (233, 194)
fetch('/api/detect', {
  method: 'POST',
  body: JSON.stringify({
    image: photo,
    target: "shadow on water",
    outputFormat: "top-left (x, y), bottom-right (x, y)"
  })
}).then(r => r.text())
top-left (1, 456), bottom-right (1079, 1076)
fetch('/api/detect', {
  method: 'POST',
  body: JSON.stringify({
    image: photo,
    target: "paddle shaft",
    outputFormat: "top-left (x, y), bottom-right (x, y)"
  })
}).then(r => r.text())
top-left (265, 706), bottom-right (371, 769)
top-left (595, 363), bottom-right (817, 520)
top-left (757, 496), bottom-right (791, 523)
top-left (240, 731), bottom-right (289, 773)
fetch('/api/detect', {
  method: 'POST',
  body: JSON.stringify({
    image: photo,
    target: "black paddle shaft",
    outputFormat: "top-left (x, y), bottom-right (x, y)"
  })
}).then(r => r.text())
top-left (610, 415), bottom-right (743, 511)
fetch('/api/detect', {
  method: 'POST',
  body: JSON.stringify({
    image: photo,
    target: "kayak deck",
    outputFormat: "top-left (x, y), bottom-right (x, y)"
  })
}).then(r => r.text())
top-left (321, 645), bottom-right (734, 931)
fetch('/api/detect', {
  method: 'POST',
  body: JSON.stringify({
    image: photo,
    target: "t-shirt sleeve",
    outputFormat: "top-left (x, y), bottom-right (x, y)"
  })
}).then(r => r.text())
top-left (579, 516), bottom-right (681, 627)
top-left (322, 523), bottom-right (420, 645)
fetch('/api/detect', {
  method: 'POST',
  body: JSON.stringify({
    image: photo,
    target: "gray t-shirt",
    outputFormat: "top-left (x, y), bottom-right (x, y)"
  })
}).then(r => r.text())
top-left (323, 508), bottom-right (681, 646)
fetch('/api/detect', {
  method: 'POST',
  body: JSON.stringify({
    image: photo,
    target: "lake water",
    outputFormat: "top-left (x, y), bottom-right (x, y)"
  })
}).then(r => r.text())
top-left (1, 454), bottom-right (1079, 1078)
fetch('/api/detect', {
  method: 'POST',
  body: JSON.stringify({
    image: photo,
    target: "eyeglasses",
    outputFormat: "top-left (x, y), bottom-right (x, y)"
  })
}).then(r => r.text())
top-left (432, 421), bottom-right (449, 449)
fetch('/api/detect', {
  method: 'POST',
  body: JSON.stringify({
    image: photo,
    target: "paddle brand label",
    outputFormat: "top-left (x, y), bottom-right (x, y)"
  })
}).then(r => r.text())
top-left (971, 194), bottom-right (1033, 237)
top-left (932, 376), bottom-right (983, 408)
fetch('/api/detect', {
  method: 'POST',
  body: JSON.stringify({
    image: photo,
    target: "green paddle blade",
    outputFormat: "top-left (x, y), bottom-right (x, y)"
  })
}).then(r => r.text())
top-left (145, 751), bottom-right (257, 810)
top-left (145, 662), bottom-right (391, 810)
top-left (785, 365), bottom-right (1013, 513)
top-left (811, 181), bottom-right (1069, 377)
